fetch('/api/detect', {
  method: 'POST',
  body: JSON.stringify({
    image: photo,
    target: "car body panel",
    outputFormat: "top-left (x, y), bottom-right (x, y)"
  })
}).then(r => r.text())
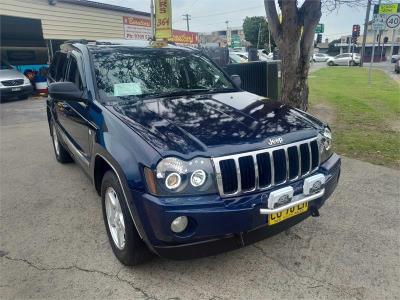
top-left (46, 41), bottom-right (340, 259)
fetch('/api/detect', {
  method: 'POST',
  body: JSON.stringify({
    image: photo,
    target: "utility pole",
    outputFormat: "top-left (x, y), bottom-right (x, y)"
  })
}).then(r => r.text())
top-left (150, 0), bottom-right (155, 39)
top-left (257, 22), bottom-right (262, 49)
top-left (389, 29), bottom-right (397, 61)
top-left (369, 0), bottom-right (381, 83)
top-left (360, 0), bottom-right (371, 67)
top-left (182, 14), bottom-right (191, 31)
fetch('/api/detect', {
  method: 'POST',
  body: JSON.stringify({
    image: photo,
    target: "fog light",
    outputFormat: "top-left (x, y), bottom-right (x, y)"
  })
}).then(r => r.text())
top-left (171, 216), bottom-right (188, 233)
top-left (303, 174), bottom-right (325, 195)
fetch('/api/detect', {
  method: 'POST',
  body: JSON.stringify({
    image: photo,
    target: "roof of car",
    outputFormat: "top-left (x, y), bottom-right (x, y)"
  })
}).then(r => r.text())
top-left (62, 39), bottom-right (196, 52)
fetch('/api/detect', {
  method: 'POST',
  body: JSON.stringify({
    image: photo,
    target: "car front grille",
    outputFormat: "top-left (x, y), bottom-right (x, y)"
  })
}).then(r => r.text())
top-left (1, 79), bottom-right (24, 86)
top-left (212, 137), bottom-right (320, 197)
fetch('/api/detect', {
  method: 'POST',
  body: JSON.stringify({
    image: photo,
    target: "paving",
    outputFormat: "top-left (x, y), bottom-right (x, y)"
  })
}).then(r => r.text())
top-left (1, 98), bottom-right (399, 299)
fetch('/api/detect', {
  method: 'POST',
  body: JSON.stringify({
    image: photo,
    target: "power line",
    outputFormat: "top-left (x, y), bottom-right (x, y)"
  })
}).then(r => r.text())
top-left (191, 5), bottom-right (265, 19)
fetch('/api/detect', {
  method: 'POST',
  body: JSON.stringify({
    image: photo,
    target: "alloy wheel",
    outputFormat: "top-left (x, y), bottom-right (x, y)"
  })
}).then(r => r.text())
top-left (105, 187), bottom-right (126, 250)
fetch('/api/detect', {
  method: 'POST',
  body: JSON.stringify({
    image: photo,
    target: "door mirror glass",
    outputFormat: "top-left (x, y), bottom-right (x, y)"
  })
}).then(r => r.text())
top-left (230, 74), bottom-right (242, 89)
top-left (49, 81), bottom-right (84, 101)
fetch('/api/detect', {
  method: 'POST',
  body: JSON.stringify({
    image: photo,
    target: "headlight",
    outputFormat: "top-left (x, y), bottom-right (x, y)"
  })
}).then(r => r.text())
top-left (318, 127), bottom-right (333, 163)
top-left (144, 157), bottom-right (217, 196)
top-left (23, 76), bottom-right (30, 84)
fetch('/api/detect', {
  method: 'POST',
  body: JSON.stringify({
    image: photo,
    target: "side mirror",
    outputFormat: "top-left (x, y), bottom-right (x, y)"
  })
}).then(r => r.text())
top-left (48, 82), bottom-right (84, 102)
top-left (230, 74), bottom-right (242, 89)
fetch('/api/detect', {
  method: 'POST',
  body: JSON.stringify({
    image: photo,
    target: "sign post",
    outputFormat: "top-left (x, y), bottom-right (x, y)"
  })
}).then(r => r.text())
top-left (155, 0), bottom-right (172, 40)
top-left (315, 24), bottom-right (324, 33)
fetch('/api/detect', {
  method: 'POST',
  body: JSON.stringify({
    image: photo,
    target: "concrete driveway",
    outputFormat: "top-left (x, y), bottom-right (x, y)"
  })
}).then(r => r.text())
top-left (1, 99), bottom-right (399, 299)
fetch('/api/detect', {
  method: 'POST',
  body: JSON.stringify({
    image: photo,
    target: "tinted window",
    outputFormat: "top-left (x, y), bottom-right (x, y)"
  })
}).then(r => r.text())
top-left (91, 48), bottom-right (235, 102)
top-left (67, 57), bottom-right (83, 91)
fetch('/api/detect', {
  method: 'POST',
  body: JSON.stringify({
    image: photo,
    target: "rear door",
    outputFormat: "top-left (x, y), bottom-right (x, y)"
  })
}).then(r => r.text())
top-left (55, 51), bottom-right (92, 168)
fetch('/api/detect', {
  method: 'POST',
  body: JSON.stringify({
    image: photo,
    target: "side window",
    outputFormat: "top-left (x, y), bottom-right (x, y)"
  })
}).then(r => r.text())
top-left (55, 53), bottom-right (67, 81)
top-left (48, 53), bottom-right (59, 80)
top-left (67, 57), bottom-right (83, 91)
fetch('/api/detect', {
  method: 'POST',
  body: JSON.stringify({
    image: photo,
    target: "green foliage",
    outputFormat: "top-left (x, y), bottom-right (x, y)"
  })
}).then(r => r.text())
top-left (242, 16), bottom-right (272, 49)
top-left (309, 67), bottom-right (400, 168)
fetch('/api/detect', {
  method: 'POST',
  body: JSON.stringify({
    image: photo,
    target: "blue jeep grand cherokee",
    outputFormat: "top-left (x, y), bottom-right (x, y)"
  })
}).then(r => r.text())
top-left (46, 40), bottom-right (340, 265)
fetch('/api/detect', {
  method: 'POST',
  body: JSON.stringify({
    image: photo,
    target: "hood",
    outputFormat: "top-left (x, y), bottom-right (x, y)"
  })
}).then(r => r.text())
top-left (0, 69), bottom-right (25, 80)
top-left (109, 91), bottom-right (323, 158)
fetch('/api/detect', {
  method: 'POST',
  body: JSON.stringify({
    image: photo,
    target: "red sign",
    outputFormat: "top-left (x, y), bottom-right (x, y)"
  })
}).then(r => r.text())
top-left (170, 30), bottom-right (199, 45)
top-left (123, 16), bottom-right (151, 27)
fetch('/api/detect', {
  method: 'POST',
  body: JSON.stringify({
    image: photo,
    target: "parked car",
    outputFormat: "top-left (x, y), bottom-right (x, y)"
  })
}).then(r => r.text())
top-left (312, 53), bottom-right (332, 62)
top-left (395, 59), bottom-right (400, 73)
top-left (0, 60), bottom-right (33, 101)
top-left (391, 54), bottom-right (400, 63)
top-left (229, 52), bottom-right (247, 64)
top-left (258, 50), bottom-right (273, 61)
top-left (47, 40), bottom-right (341, 265)
top-left (327, 53), bottom-right (360, 66)
top-left (235, 52), bottom-right (249, 62)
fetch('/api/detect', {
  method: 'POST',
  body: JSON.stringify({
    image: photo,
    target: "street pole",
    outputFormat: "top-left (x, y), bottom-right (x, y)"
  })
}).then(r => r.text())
top-left (360, 0), bottom-right (371, 67)
top-left (257, 22), bottom-right (262, 49)
top-left (268, 25), bottom-right (271, 53)
top-left (377, 31), bottom-right (382, 61)
top-left (150, 0), bottom-right (155, 40)
top-left (368, 0), bottom-right (381, 83)
top-left (389, 29), bottom-right (396, 61)
top-left (182, 14), bottom-right (191, 31)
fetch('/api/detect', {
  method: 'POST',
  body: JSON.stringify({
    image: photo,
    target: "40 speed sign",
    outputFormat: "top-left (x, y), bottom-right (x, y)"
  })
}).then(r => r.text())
top-left (386, 14), bottom-right (400, 28)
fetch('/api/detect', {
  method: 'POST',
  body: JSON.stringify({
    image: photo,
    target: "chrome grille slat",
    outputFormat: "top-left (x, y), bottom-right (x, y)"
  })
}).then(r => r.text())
top-left (212, 137), bottom-right (320, 198)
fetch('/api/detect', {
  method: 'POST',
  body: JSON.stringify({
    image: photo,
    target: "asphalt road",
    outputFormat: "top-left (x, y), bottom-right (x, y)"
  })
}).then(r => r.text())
top-left (1, 98), bottom-right (399, 299)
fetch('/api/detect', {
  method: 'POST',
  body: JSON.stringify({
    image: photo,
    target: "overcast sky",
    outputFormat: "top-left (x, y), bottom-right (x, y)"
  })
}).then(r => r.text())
top-left (93, 0), bottom-right (369, 41)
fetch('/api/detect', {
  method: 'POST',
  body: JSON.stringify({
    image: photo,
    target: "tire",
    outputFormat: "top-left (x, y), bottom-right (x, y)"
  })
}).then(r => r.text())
top-left (101, 170), bottom-right (152, 266)
top-left (349, 60), bottom-right (355, 66)
top-left (50, 120), bottom-right (73, 163)
top-left (328, 61), bottom-right (334, 66)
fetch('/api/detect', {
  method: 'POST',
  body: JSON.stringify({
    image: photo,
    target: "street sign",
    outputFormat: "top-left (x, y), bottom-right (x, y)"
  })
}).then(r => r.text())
top-left (231, 35), bottom-right (241, 48)
top-left (155, 0), bottom-right (172, 39)
top-left (386, 14), bottom-right (400, 28)
top-left (372, 15), bottom-right (387, 30)
top-left (378, 4), bottom-right (399, 14)
top-left (315, 23), bottom-right (324, 33)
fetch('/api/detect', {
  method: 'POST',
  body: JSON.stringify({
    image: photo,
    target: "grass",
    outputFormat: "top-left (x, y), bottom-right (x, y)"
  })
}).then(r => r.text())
top-left (309, 67), bottom-right (400, 169)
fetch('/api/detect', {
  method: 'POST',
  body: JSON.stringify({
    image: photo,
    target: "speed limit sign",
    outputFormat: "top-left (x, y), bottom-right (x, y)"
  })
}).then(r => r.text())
top-left (386, 14), bottom-right (400, 28)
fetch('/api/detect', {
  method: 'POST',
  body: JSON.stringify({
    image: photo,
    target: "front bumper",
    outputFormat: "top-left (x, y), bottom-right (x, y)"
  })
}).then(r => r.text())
top-left (0, 84), bottom-right (33, 99)
top-left (131, 153), bottom-right (341, 259)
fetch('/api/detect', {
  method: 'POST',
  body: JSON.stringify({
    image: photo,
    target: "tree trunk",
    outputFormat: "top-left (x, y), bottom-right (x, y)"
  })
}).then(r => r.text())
top-left (264, 0), bottom-right (321, 111)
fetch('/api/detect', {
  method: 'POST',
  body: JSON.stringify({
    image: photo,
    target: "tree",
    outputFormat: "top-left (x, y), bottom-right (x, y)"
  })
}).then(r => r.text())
top-left (243, 16), bottom-right (272, 49)
top-left (264, 0), bottom-right (362, 110)
top-left (264, 0), bottom-right (322, 110)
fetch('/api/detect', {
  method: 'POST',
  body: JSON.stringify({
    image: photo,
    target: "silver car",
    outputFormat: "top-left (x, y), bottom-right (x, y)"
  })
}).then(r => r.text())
top-left (0, 62), bottom-right (33, 101)
top-left (313, 53), bottom-right (332, 62)
top-left (327, 53), bottom-right (360, 66)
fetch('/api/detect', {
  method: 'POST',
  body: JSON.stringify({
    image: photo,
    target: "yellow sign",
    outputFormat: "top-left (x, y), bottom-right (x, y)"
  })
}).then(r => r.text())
top-left (155, 0), bottom-right (172, 39)
top-left (379, 4), bottom-right (398, 14)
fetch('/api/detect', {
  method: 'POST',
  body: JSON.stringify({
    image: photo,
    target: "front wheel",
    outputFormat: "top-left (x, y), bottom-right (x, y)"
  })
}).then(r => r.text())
top-left (349, 60), bottom-right (355, 66)
top-left (328, 61), bottom-right (334, 66)
top-left (101, 171), bottom-right (152, 266)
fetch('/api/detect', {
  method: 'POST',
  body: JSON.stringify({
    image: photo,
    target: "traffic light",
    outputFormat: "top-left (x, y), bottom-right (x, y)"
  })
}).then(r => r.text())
top-left (352, 24), bottom-right (360, 44)
top-left (316, 33), bottom-right (322, 44)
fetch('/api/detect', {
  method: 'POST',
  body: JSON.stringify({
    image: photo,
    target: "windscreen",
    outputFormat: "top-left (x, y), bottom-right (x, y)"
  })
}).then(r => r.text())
top-left (91, 48), bottom-right (235, 102)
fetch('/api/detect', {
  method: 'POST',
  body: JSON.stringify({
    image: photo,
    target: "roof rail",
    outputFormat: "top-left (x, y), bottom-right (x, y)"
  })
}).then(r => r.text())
top-left (64, 39), bottom-right (95, 45)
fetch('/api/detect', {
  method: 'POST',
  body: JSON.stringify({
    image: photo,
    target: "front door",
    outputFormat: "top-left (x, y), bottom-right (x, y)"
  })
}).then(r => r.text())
top-left (55, 53), bottom-right (92, 168)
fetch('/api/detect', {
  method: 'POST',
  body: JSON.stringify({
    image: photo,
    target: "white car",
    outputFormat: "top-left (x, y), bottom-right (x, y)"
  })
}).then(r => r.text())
top-left (327, 53), bottom-right (360, 66)
top-left (258, 50), bottom-right (273, 61)
top-left (229, 52), bottom-right (247, 64)
top-left (312, 53), bottom-right (332, 62)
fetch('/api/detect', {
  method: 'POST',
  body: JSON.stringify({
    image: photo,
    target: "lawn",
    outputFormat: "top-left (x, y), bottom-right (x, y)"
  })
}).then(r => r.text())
top-left (308, 67), bottom-right (400, 169)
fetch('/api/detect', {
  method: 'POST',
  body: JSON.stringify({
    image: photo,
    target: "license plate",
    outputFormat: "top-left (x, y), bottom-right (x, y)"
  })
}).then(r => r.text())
top-left (11, 87), bottom-right (21, 92)
top-left (268, 202), bottom-right (308, 225)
